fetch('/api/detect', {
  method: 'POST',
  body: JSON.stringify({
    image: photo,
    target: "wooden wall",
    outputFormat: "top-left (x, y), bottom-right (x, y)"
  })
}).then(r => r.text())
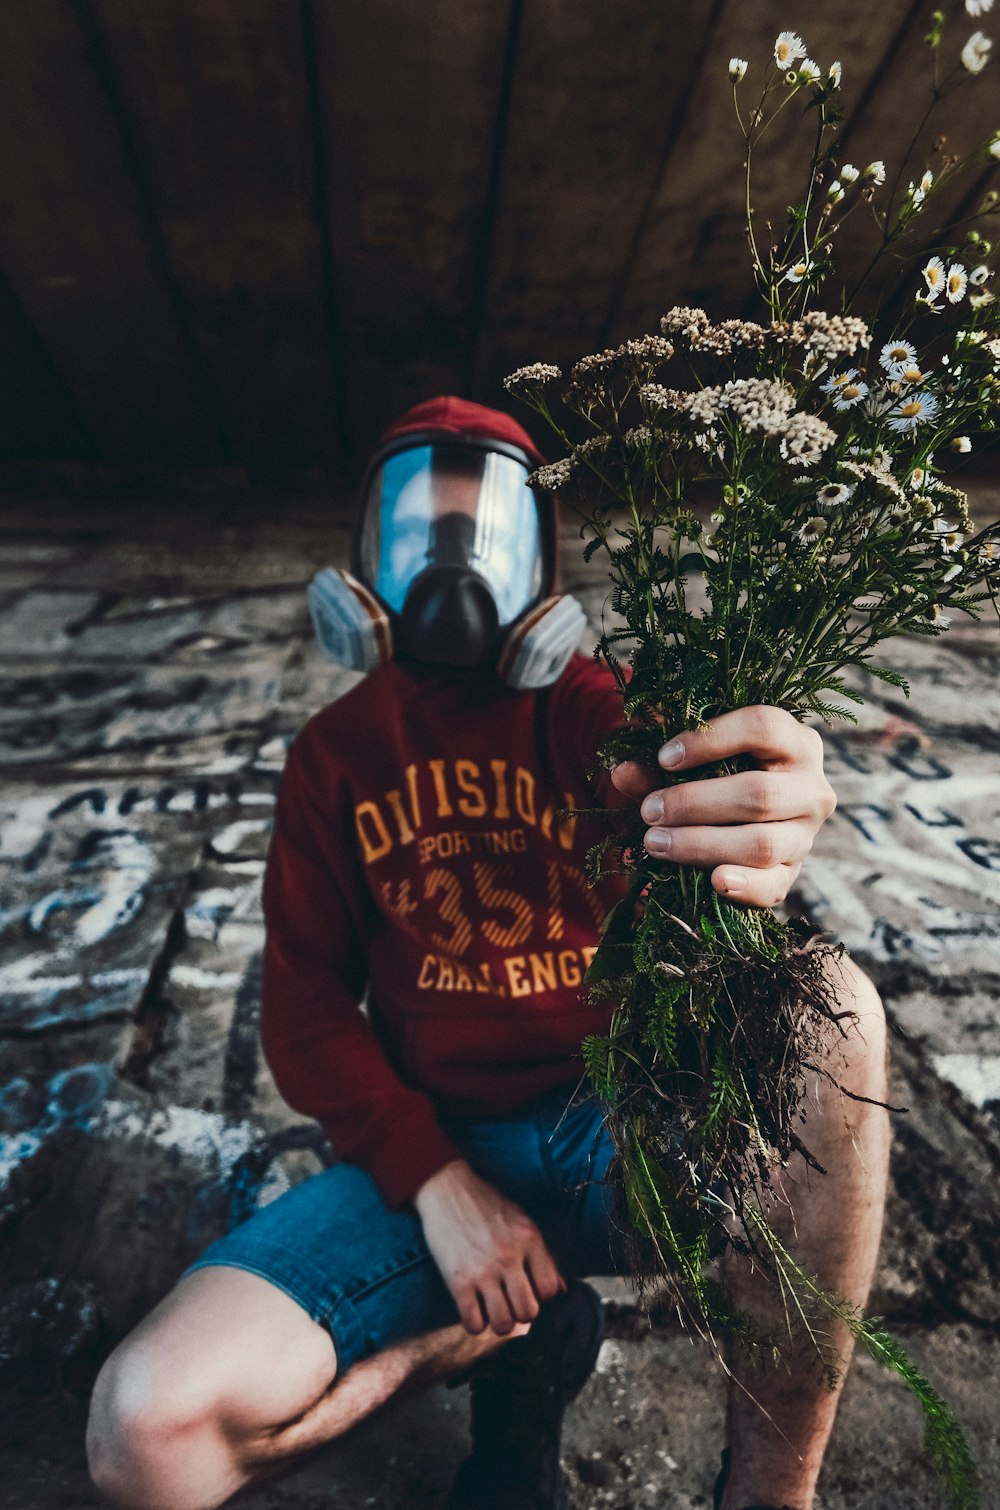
top-left (0, 0), bottom-right (995, 481)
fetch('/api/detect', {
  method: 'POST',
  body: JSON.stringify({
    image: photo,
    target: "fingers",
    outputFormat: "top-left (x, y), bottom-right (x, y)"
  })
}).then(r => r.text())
top-left (653, 706), bottom-right (825, 772)
top-left (524, 1245), bottom-right (565, 1305)
top-left (639, 769), bottom-right (832, 831)
top-left (477, 1282), bottom-right (518, 1336)
top-left (644, 818), bottom-right (817, 870)
top-left (710, 858), bottom-right (803, 908)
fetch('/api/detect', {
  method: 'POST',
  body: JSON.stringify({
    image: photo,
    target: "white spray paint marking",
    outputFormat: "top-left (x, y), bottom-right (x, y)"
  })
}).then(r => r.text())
top-left (0, 793), bottom-right (55, 858)
top-left (168, 964), bottom-right (243, 990)
top-left (932, 1054), bottom-right (1000, 1109)
top-left (74, 831), bottom-right (154, 946)
top-left (0, 956), bottom-right (84, 993)
top-left (211, 818), bottom-right (271, 854)
top-left (90, 1099), bottom-right (260, 1174)
top-left (0, 1130), bottom-right (45, 1189)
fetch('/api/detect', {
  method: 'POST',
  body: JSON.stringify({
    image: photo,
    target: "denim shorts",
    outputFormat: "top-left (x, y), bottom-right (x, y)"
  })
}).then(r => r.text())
top-left (179, 1083), bottom-right (629, 1373)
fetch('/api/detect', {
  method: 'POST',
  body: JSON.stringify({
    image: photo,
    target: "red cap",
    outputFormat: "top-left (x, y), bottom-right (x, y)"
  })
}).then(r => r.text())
top-left (375, 395), bottom-right (546, 466)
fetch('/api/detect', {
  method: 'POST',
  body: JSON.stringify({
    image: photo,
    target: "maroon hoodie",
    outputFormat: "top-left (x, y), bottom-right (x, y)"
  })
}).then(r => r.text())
top-left (260, 653), bottom-right (630, 1209)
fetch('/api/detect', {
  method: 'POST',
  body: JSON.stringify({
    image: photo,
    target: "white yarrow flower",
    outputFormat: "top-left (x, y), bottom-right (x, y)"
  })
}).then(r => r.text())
top-left (774, 30), bottom-right (807, 67)
top-left (729, 57), bottom-right (748, 81)
top-left (840, 163), bottom-right (860, 182)
top-left (947, 263), bottom-right (968, 301)
top-left (961, 30), bottom-right (992, 71)
top-left (922, 256), bottom-right (946, 299)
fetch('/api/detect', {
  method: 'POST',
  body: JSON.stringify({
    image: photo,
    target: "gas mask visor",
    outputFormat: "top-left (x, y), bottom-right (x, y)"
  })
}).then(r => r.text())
top-left (355, 440), bottom-right (548, 665)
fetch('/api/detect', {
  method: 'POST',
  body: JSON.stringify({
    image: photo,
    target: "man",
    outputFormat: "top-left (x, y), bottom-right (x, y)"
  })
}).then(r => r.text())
top-left (85, 397), bottom-right (887, 1510)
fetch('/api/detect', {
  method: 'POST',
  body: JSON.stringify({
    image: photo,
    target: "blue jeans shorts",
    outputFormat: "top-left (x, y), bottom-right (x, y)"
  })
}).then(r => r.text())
top-left (179, 1083), bottom-right (629, 1374)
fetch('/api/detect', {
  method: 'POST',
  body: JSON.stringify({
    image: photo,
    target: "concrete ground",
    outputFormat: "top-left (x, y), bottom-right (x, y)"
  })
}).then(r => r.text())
top-left (1, 487), bottom-right (998, 1510)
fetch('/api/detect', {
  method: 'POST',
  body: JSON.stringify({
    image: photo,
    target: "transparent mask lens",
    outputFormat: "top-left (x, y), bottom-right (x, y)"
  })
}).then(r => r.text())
top-left (360, 444), bottom-right (544, 626)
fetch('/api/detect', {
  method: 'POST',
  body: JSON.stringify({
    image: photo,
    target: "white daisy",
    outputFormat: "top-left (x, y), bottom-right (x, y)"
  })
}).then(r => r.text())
top-left (827, 179), bottom-right (845, 202)
top-left (922, 256), bottom-right (946, 298)
top-left (864, 160), bottom-right (887, 184)
top-left (774, 31), bottom-right (807, 67)
top-left (729, 58), bottom-right (748, 81)
top-left (925, 604), bottom-right (952, 628)
top-left (950, 435), bottom-right (972, 451)
top-left (969, 263), bottom-right (991, 284)
top-left (909, 169), bottom-right (934, 207)
top-left (879, 338), bottom-right (918, 376)
top-left (840, 163), bottom-right (860, 182)
top-left (832, 377), bottom-right (869, 409)
top-left (887, 392), bottom-right (941, 431)
top-left (828, 60), bottom-right (842, 87)
top-left (961, 30), bottom-right (992, 71)
top-left (970, 289), bottom-right (997, 307)
top-left (799, 57), bottom-right (821, 82)
top-left (797, 516), bottom-right (828, 544)
top-left (942, 562), bottom-right (964, 582)
top-left (783, 260), bottom-right (812, 283)
top-left (946, 263), bottom-right (968, 301)
top-left (966, 0), bottom-right (994, 15)
top-left (815, 482), bottom-right (855, 511)
top-left (898, 365), bottom-right (925, 384)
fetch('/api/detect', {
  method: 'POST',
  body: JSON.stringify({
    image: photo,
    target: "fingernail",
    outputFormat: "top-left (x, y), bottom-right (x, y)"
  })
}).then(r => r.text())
top-left (645, 828), bottom-right (672, 853)
top-left (659, 740), bottom-right (684, 768)
top-left (640, 793), bottom-right (664, 822)
top-left (720, 869), bottom-right (747, 892)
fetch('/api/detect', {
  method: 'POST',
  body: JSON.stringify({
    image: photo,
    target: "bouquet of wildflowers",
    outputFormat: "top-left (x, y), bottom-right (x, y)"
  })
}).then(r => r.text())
top-left (505, 16), bottom-right (1000, 1508)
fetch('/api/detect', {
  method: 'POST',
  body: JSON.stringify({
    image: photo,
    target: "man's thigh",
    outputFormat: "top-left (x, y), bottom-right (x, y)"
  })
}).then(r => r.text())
top-left (179, 1160), bottom-right (458, 1374)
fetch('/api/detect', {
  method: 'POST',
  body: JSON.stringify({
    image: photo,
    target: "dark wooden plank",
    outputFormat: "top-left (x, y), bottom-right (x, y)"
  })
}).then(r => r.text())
top-left (606, 1), bottom-right (917, 343)
top-left (0, 269), bottom-right (96, 460)
top-left (309, 0), bottom-right (514, 468)
top-left (89, 0), bottom-right (347, 472)
top-left (0, 0), bottom-right (216, 460)
top-left (469, 0), bottom-right (719, 408)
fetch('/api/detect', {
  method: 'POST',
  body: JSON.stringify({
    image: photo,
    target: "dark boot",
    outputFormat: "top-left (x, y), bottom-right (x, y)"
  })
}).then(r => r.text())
top-left (713, 1446), bottom-right (797, 1510)
top-left (444, 1280), bottom-right (606, 1510)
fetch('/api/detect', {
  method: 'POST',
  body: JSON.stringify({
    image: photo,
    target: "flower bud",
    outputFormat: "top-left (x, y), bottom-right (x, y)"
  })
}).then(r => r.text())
top-left (729, 57), bottom-right (748, 82)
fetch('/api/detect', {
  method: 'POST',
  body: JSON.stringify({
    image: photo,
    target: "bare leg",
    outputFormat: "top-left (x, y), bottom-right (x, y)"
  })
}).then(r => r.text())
top-left (718, 952), bottom-right (890, 1510)
top-left (87, 1265), bottom-right (515, 1510)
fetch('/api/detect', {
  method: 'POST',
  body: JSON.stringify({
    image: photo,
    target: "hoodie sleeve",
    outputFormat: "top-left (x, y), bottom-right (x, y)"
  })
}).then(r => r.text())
top-left (259, 732), bottom-right (463, 1208)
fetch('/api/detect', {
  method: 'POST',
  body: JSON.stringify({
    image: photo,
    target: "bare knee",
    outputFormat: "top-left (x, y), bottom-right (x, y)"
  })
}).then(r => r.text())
top-left (86, 1273), bottom-right (338, 1509)
top-left (86, 1342), bottom-right (190, 1508)
top-left (822, 952), bottom-right (887, 1091)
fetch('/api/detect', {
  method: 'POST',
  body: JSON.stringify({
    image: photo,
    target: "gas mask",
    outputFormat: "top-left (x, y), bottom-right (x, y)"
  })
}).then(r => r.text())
top-left (308, 404), bottom-right (586, 690)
